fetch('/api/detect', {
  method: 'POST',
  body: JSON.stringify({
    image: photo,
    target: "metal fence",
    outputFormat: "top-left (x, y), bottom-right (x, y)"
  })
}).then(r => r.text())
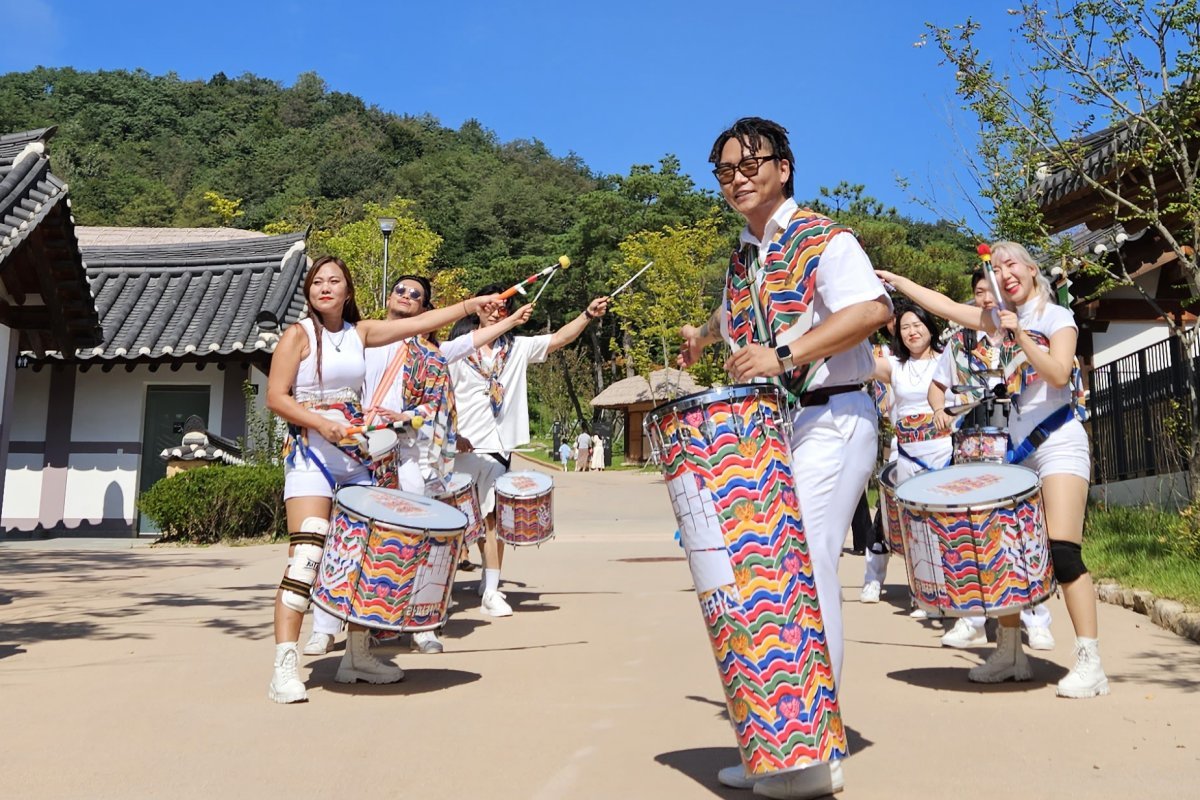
top-left (1087, 334), bottom-right (1199, 483)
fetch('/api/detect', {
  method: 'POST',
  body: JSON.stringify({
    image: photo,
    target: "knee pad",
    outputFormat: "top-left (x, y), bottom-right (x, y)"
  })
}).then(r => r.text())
top-left (1050, 540), bottom-right (1088, 584)
top-left (280, 517), bottom-right (329, 613)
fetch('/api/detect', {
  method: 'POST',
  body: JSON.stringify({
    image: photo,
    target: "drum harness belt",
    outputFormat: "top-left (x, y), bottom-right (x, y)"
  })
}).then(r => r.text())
top-left (896, 443), bottom-right (951, 473)
top-left (1007, 403), bottom-right (1075, 465)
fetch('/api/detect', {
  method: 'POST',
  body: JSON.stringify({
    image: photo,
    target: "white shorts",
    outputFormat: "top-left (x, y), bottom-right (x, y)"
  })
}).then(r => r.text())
top-left (283, 437), bottom-right (371, 500)
top-left (453, 452), bottom-right (508, 516)
top-left (1017, 418), bottom-right (1091, 482)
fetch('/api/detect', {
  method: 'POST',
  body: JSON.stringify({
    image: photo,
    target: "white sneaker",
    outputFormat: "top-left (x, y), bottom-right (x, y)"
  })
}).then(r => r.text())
top-left (411, 630), bottom-right (444, 654)
top-left (968, 625), bottom-right (1032, 683)
top-left (1025, 626), bottom-right (1055, 651)
top-left (268, 643), bottom-right (307, 704)
top-left (335, 631), bottom-right (405, 684)
top-left (302, 632), bottom-right (334, 655)
top-left (481, 590), bottom-right (513, 617)
top-left (940, 618), bottom-right (987, 649)
top-left (753, 760), bottom-right (844, 799)
top-left (859, 581), bottom-right (881, 604)
top-left (717, 765), bottom-right (758, 790)
top-left (909, 608), bottom-right (929, 619)
top-left (1056, 638), bottom-right (1109, 698)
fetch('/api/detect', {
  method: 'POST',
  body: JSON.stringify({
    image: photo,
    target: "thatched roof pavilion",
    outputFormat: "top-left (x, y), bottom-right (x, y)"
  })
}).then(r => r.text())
top-left (591, 368), bottom-right (706, 463)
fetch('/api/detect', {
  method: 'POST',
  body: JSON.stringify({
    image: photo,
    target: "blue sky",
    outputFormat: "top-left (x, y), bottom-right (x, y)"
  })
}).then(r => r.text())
top-left (0, 1), bottom-right (1027, 226)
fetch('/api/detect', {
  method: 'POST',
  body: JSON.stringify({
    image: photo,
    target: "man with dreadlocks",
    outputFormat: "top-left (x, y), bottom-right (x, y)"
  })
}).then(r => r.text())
top-left (679, 117), bottom-right (891, 799)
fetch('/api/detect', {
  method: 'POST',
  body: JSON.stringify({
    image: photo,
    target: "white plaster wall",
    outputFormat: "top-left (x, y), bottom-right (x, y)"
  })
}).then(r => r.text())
top-left (1091, 322), bottom-right (1171, 368)
top-left (10, 367), bottom-right (50, 440)
top-left (62, 453), bottom-right (139, 525)
top-left (72, 365), bottom-right (225, 441)
top-left (2, 453), bottom-right (44, 528)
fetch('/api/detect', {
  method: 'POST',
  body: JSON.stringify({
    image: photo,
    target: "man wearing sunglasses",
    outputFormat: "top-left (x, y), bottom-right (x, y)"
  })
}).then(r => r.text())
top-left (448, 285), bottom-right (609, 618)
top-left (679, 117), bottom-right (891, 800)
top-left (304, 275), bottom-right (532, 657)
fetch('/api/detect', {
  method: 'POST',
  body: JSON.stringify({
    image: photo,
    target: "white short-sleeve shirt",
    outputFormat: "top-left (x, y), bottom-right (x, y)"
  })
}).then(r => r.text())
top-left (1010, 301), bottom-right (1078, 427)
top-left (449, 334), bottom-right (551, 453)
top-left (726, 198), bottom-right (891, 388)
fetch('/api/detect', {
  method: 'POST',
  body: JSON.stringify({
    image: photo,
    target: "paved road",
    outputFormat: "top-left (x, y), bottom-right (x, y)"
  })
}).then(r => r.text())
top-left (2, 460), bottom-right (1198, 799)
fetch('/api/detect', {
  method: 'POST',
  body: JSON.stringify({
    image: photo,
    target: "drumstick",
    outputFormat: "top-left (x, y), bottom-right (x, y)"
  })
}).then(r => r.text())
top-left (342, 416), bottom-right (424, 438)
top-left (530, 267), bottom-right (559, 305)
top-left (976, 244), bottom-right (1006, 329)
top-left (498, 256), bottom-right (570, 301)
top-left (609, 260), bottom-right (655, 298)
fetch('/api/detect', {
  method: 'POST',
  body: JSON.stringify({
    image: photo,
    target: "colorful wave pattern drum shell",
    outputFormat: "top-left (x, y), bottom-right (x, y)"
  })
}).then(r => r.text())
top-left (952, 427), bottom-right (1009, 465)
top-left (895, 464), bottom-right (1055, 617)
top-left (312, 487), bottom-right (466, 631)
top-left (435, 472), bottom-right (486, 547)
top-left (878, 462), bottom-right (905, 557)
top-left (495, 470), bottom-right (554, 546)
top-left (645, 385), bottom-right (846, 778)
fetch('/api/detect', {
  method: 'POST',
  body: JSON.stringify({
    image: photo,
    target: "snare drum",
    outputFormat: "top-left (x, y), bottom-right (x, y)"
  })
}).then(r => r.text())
top-left (495, 471), bottom-right (554, 546)
top-left (878, 461), bottom-right (905, 556)
top-left (952, 426), bottom-right (1009, 464)
top-left (894, 462), bottom-right (1054, 617)
top-left (435, 472), bottom-right (485, 547)
top-left (367, 429), bottom-right (400, 489)
top-left (645, 384), bottom-right (845, 779)
top-left (312, 486), bottom-right (466, 631)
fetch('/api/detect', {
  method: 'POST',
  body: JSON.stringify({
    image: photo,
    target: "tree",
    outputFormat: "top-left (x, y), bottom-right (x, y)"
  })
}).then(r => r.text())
top-left (320, 199), bottom-right (442, 318)
top-left (609, 214), bottom-right (729, 388)
top-left (927, 0), bottom-right (1200, 499)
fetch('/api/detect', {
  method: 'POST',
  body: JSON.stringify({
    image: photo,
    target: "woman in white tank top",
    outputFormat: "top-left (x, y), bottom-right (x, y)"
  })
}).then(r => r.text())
top-left (877, 241), bottom-right (1107, 700)
top-left (264, 256), bottom-right (499, 704)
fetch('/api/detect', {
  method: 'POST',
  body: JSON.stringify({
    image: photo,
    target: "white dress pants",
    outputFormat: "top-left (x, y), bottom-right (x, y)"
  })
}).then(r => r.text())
top-left (789, 391), bottom-right (879, 690)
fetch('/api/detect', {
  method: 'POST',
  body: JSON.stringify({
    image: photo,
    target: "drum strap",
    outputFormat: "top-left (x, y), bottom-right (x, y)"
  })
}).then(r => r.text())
top-left (896, 442), bottom-right (951, 472)
top-left (295, 433), bottom-right (338, 490)
top-left (1007, 404), bottom-right (1075, 465)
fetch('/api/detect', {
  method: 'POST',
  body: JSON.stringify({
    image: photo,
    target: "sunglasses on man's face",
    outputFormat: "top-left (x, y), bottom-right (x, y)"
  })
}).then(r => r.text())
top-left (393, 286), bottom-right (425, 302)
top-left (712, 154), bottom-right (780, 185)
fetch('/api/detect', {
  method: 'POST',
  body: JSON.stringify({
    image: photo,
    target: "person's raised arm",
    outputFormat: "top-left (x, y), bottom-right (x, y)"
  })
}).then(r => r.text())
top-left (875, 270), bottom-right (995, 335)
top-left (357, 293), bottom-right (502, 348)
top-left (473, 303), bottom-right (533, 349)
top-left (266, 325), bottom-right (347, 444)
top-left (547, 297), bottom-right (609, 355)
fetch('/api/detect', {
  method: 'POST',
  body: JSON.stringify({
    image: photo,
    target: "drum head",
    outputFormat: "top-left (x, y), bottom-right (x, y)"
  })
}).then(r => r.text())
top-left (335, 485), bottom-right (466, 532)
top-left (495, 470), bottom-right (553, 498)
top-left (895, 463), bottom-right (1038, 509)
top-left (441, 472), bottom-right (473, 494)
top-left (367, 428), bottom-right (398, 457)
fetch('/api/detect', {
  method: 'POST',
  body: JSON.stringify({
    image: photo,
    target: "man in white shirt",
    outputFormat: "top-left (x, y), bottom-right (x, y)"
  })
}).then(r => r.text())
top-left (449, 284), bottom-right (608, 617)
top-left (680, 117), bottom-right (891, 800)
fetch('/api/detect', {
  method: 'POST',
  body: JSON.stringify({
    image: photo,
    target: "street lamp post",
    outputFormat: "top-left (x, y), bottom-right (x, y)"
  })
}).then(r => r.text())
top-left (378, 216), bottom-right (397, 309)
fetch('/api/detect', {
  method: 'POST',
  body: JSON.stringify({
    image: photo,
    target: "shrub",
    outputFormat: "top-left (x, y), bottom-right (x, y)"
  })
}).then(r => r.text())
top-left (138, 464), bottom-right (286, 543)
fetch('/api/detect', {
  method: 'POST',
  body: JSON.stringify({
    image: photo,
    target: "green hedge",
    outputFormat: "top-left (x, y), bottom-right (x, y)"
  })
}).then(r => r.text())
top-left (138, 464), bottom-right (286, 543)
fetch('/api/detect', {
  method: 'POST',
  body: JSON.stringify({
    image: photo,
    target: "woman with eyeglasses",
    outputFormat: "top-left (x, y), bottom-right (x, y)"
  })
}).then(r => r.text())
top-left (265, 256), bottom-right (498, 704)
top-left (448, 284), bottom-right (609, 618)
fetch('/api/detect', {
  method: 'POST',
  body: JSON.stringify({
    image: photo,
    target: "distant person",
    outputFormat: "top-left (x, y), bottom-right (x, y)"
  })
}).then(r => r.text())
top-left (590, 433), bottom-right (605, 471)
top-left (575, 429), bottom-right (592, 472)
top-left (558, 441), bottom-right (571, 472)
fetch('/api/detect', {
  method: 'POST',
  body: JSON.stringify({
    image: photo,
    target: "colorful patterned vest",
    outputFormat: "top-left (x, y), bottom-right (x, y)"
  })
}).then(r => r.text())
top-left (999, 330), bottom-right (1088, 422)
top-left (724, 209), bottom-right (853, 400)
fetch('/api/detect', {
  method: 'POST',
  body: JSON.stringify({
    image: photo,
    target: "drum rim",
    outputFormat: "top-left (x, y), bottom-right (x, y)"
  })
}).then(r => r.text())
top-left (647, 382), bottom-right (785, 423)
top-left (334, 484), bottom-right (468, 532)
top-left (495, 469), bottom-right (554, 497)
top-left (894, 462), bottom-right (1041, 512)
top-left (953, 426), bottom-right (1008, 436)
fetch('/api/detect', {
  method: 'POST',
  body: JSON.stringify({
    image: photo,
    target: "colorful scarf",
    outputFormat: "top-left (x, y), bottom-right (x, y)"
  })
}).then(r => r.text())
top-left (724, 209), bottom-right (852, 400)
top-left (942, 327), bottom-right (997, 406)
top-left (401, 336), bottom-right (458, 480)
top-left (465, 335), bottom-right (511, 417)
